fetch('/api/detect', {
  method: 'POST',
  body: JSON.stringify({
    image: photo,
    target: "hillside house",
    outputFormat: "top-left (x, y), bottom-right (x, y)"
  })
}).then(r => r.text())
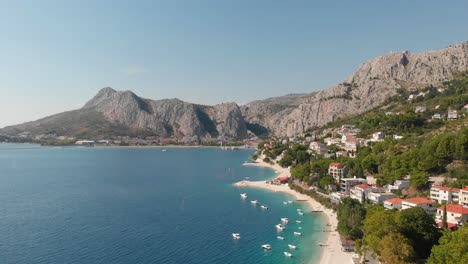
top-left (350, 184), bottom-right (373, 203)
top-left (371, 131), bottom-right (385, 141)
top-left (328, 162), bottom-right (349, 181)
top-left (384, 198), bottom-right (403, 210)
top-left (415, 106), bottom-right (427, 113)
top-left (430, 186), bottom-right (460, 204)
top-left (432, 113), bottom-right (444, 120)
top-left (435, 204), bottom-right (468, 227)
top-left (402, 197), bottom-right (436, 214)
top-left (340, 177), bottom-right (367, 194)
top-left (368, 192), bottom-right (396, 204)
top-left (459, 187), bottom-right (468, 206)
top-left (447, 110), bottom-right (458, 120)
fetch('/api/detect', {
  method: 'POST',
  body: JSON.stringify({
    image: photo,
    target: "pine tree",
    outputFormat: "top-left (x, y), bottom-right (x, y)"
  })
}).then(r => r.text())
top-left (442, 205), bottom-right (448, 229)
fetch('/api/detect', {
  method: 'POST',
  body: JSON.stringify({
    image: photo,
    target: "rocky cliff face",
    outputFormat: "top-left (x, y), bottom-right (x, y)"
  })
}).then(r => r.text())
top-left (242, 43), bottom-right (468, 136)
top-left (2, 43), bottom-right (467, 140)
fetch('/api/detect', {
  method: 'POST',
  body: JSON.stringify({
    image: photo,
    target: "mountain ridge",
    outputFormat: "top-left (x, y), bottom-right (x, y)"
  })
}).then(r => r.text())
top-left (2, 42), bottom-right (467, 141)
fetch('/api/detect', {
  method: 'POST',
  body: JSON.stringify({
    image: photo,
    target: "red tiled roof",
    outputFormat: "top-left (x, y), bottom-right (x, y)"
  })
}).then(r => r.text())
top-left (462, 186), bottom-right (468, 191)
top-left (433, 186), bottom-right (461, 192)
top-left (355, 184), bottom-right (372, 190)
top-left (329, 162), bottom-right (343, 168)
top-left (404, 197), bottom-right (435, 205)
top-left (385, 198), bottom-right (403, 204)
top-left (436, 222), bottom-right (458, 229)
top-left (437, 204), bottom-right (468, 215)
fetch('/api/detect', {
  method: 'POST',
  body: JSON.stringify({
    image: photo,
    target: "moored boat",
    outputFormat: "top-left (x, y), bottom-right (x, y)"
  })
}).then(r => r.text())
top-left (260, 205), bottom-right (268, 209)
top-left (277, 236), bottom-right (285, 240)
top-left (232, 233), bottom-right (241, 239)
top-left (288, 244), bottom-right (297, 250)
top-left (261, 244), bottom-right (272, 250)
top-left (280, 217), bottom-right (289, 223)
top-left (240, 193), bottom-right (248, 199)
top-left (275, 224), bottom-right (285, 231)
top-left (296, 220), bottom-right (302, 224)
top-left (284, 251), bottom-right (293, 257)
top-left (298, 211), bottom-right (304, 216)
top-left (250, 200), bottom-right (259, 205)
top-left (294, 231), bottom-right (302, 236)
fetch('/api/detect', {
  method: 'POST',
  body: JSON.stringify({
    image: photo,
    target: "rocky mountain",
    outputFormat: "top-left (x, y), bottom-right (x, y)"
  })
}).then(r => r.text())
top-left (242, 42), bottom-right (468, 136)
top-left (1, 88), bottom-right (248, 142)
top-left (2, 42), bottom-right (467, 140)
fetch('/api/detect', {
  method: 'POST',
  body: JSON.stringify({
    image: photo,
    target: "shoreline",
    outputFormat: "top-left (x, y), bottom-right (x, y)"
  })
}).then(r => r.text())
top-left (237, 160), bottom-right (353, 264)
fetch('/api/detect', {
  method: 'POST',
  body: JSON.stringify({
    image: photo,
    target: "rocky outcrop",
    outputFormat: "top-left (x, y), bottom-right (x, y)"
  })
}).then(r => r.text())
top-left (242, 43), bottom-right (468, 136)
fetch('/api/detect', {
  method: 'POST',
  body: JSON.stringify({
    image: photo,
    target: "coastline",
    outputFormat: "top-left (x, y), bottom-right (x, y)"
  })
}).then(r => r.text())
top-left (237, 160), bottom-right (353, 264)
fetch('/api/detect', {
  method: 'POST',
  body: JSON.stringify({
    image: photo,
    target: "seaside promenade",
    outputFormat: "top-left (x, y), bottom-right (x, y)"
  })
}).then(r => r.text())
top-left (238, 161), bottom-right (353, 264)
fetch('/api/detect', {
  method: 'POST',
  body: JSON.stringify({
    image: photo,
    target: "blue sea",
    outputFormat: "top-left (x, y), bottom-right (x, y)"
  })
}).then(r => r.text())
top-left (0, 144), bottom-right (325, 264)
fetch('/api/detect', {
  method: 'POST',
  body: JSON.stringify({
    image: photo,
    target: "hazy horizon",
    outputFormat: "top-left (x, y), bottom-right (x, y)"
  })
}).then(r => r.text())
top-left (1, 0), bottom-right (467, 128)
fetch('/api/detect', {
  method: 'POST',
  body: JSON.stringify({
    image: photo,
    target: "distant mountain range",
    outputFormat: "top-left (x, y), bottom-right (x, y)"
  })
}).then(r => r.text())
top-left (2, 42), bottom-right (467, 141)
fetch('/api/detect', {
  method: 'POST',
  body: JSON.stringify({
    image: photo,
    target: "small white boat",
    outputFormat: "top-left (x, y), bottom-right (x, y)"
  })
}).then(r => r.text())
top-left (251, 200), bottom-right (259, 205)
top-left (294, 232), bottom-right (302, 236)
top-left (277, 236), bottom-right (285, 240)
top-left (162, 149), bottom-right (167, 152)
top-left (297, 209), bottom-right (302, 212)
top-left (275, 224), bottom-right (285, 231)
top-left (287, 201), bottom-right (293, 204)
top-left (261, 244), bottom-right (272, 250)
top-left (298, 211), bottom-right (304, 216)
top-left (298, 227), bottom-right (302, 230)
top-left (260, 205), bottom-right (268, 210)
top-left (232, 233), bottom-right (241, 239)
top-left (284, 252), bottom-right (293, 257)
top-left (288, 244), bottom-right (297, 250)
top-left (296, 220), bottom-right (302, 224)
top-left (283, 201), bottom-right (288, 205)
top-left (240, 193), bottom-right (248, 199)
top-left (280, 218), bottom-right (289, 223)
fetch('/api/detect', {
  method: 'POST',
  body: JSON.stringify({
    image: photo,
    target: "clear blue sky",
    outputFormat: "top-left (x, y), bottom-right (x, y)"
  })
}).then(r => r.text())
top-left (0, 0), bottom-right (467, 128)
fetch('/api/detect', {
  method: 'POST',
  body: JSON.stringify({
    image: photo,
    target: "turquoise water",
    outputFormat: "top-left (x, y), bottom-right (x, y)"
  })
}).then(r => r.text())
top-left (0, 144), bottom-right (325, 263)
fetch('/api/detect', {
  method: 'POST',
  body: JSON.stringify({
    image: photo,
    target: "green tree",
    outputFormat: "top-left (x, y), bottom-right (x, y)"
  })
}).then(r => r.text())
top-left (442, 205), bottom-right (448, 229)
top-left (380, 233), bottom-right (416, 264)
top-left (363, 206), bottom-right (399, 256)
top-left (428, 226), bottom-right (468, 264)
top-left (397, 207), bottom-right (441, 259)
top-left (410, 170), bottom-right (429, 189)
top-left (337, 198), bottom-right (367, 239)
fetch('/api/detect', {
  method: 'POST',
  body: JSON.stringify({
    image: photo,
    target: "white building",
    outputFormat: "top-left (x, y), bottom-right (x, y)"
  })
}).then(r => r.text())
top-left (447, 110), bottom-right (458, 120)
top-left (340, 177), bottom-right (367, 194)
top-left (430, 186), bottom-right (460, 204)
top-left (460, 187), bottom-right (468, 206)
top-left (371, 131), bottom-right (385, 142)
top-left (384, 198), bottom-right (403, 210)
top-left (350, 184), bottom-right (373, 203)
top-left (415, 106), bottom-right (427, 113)
top-left (435, 204), bottom-right (468, 227)
top-left (368, 192), bottom-right (397, 204)
top-left (432, 113), bottom-right (444, 120)
top-left (402, 197), bottom-right (436, 214)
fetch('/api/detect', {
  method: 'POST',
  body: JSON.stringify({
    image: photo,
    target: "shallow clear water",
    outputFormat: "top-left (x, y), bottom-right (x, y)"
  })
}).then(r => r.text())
top-left (0, 144), bottom-right (325, 264)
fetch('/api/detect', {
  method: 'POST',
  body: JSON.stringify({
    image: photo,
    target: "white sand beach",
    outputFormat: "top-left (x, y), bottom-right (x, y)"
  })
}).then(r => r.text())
top-left (237, 161), bottom-right (353, 264)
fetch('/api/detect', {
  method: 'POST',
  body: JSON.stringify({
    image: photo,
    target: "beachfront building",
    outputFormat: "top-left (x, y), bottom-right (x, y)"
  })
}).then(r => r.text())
top-left (460, 187), bottom-right (468, 206)
top-left (340, 177), bottom-right (367, 195)
top-left (402, 197), bottom-right (436, 214)
top-left (430, 186), bottom-right (460, 204)
top-left (384, 198), bottom-right (403, 210)
top-left (350, 184), bottom-right (373, 203)
top-left (328, 162), bottom-right (349, 181)
top-left (435, 204), bottom-right (468, 227)
top-left (368, 192), bottom-right (396, 204)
